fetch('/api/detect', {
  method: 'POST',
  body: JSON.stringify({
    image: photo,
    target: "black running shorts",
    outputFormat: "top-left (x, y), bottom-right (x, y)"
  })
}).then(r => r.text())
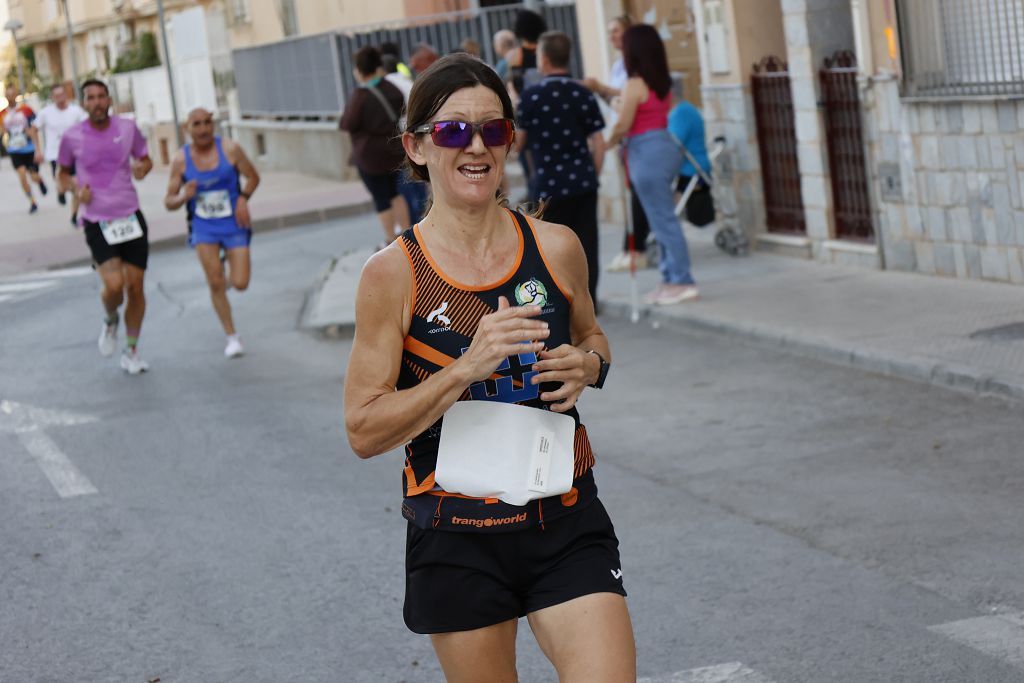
top-left (358, 168), bottom-right (401, 213)
top-left (10, 152), bottom-right (38, 172)
top-left (51, 160), bottom-right (75, 176)
top-left (83, 210), bottom-right (150, 270)
top-left (403, 498), bottom-right (626, 634)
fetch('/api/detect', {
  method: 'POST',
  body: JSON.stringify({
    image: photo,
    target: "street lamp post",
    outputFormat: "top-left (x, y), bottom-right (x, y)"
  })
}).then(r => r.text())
top-left (3, 19), bottom-right (26, 94)
top-left (155, 0), bottom-right (183, 148)
top-left (58, 0), bottom-right (81, 95)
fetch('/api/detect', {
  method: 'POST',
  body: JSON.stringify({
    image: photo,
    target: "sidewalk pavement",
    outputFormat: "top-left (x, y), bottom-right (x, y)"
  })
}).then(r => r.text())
top-left (0, 161), bottom-right (372, 276)
top-left (305, 221), bottom-right (1024, 402)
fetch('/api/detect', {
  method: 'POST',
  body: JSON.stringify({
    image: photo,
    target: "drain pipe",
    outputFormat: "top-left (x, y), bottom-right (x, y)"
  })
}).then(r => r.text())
top-left (851, 0), bottom-right (887, 270)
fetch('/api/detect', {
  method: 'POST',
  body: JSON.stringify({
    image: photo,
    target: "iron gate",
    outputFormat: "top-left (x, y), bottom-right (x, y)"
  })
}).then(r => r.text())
top-left (751, 56), bottom-right (805, 234)
top-left (819, 50), bottom-right (874, 241)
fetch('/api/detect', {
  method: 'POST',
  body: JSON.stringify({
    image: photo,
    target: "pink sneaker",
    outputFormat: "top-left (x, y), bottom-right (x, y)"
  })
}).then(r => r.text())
top-left (654, 285), bottom-right (699, 305)
top-left (643, 284), bottom-right (667, 304)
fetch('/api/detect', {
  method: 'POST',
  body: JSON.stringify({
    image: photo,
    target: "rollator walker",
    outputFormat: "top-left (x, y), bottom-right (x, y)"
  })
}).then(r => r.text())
top-left (673, 135), bottom-right (748, 257)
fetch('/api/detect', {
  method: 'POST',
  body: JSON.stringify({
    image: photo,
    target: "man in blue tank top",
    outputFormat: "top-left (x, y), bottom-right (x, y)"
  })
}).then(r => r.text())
top-left (164, 108), bottom-right (261, 358)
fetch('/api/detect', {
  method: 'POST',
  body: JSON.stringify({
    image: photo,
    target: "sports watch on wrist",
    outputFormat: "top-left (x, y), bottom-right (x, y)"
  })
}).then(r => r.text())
top-left (587, 349), bottom-right (610, 389)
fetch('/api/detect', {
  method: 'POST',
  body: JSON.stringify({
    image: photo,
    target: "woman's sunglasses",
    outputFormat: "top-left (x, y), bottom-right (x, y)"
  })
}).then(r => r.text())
top-left (411, 118), bottom-right (516, 149)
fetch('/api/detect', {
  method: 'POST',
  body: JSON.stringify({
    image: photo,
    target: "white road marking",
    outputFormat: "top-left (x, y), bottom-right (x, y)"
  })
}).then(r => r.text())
top-left (929, 612), bottom-right (1024, 668)
top-left (0, 281), bottom-right (55, 294)
top-left (0, 399), bottom-right (99, 498)
top-left (0, 400), bottom-right (98, 431)
top-left (0, 265), bottom-right (92, 282)
top-left (638, 662), bottom-right (778, 683)
top-left (16, 430), bottom-right (98, 497)
top-left (0, 266), bottom-right (91, 305)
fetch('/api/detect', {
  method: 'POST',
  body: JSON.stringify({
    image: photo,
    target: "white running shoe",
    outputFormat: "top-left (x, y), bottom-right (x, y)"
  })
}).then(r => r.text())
top-left (606, 251), bottom-right (650, 273)
top-left (120, 348), bottom-right (150, 375)
top-left (606, 252), bottom-right (631, 272)
top-left (98, 318), bottom-right (118, 357)
top-left (224, 336), bottom-right (244, 359)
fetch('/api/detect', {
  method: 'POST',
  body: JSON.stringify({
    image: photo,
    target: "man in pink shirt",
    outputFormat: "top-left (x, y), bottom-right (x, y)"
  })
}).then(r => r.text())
top-left (58, 79), bottom-right (154, 375)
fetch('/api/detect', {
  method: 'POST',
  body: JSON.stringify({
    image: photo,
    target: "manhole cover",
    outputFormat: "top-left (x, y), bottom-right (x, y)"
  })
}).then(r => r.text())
top-left (970, 322), bottom-right (1024, 341)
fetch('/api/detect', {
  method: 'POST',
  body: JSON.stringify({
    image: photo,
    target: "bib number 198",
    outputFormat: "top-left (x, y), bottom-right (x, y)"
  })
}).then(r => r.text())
top-left (195, 190), bottom-right (233, 220)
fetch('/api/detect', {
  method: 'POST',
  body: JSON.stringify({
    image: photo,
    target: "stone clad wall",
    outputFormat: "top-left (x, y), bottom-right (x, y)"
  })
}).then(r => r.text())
top-left (866, 78), bottom-right (1024, 283)
top-left (783, 0), bottom-right (857, 255)
top-left (701, 83), bottom-right (764, 240)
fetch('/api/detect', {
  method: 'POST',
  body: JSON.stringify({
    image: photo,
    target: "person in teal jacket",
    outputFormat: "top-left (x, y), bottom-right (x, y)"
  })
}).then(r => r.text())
top-left (668, 100), bottom-right (710, 183)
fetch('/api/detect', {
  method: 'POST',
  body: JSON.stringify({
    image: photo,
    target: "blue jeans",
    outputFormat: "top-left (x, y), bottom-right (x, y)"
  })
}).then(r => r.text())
top-left (398, 173), bottom-right (428, 225)
top-left (627, 130), bottom-right (694, 285)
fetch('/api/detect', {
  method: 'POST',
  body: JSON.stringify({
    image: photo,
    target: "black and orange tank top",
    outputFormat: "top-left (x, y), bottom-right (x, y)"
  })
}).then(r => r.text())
top-left (397, 209), bottom-right (598, 532)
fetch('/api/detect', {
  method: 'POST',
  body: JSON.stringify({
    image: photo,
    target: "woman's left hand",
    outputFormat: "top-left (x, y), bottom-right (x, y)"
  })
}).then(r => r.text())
top-left (531, 344), bottom-right (597, 413)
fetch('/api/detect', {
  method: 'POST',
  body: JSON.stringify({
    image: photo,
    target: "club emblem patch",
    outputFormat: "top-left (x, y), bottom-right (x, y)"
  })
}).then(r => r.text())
top-left (514, 278), bottom-right (548, 307)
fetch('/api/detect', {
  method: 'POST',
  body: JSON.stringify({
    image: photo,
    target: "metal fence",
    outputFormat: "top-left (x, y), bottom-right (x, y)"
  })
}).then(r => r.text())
top-left (233, 33), bottom-right (344, 118)
top-left (896, 0), bottom-right (1024, 98)
top-left (232, 1), bottom-right (581, 119)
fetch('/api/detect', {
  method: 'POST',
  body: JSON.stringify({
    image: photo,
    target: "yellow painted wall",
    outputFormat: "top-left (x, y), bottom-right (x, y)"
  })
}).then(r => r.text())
top-left (575, 0), bottom-right (624, 80)
top-left (732, 0), bottom-right (785, 81)
top-left (627, 0), bottom-right (702, 105)
top-left (403, 0), bottom-right (471, 18)
top-left (229, 0), bottom-right (409, 48)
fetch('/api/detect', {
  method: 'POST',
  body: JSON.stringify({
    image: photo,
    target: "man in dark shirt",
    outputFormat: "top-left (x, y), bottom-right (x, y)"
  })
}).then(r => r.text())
top-left (340, 46), bottom-right (410, 247)
top-left (516, 31), bottom-right (606, 305)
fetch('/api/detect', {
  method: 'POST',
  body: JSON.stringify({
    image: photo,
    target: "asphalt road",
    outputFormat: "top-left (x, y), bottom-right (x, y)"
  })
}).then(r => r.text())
top-left (2, 215), bottom-right (1024, 682)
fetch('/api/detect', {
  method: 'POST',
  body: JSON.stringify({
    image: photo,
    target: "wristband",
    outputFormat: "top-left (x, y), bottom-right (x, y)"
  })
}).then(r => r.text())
top-left (587, 349), bottom-right (610, 389)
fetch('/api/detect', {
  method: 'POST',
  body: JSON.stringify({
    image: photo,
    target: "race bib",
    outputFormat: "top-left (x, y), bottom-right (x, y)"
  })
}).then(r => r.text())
top-left (99, 214), bottom-right (144, 245)
top-left (8, 132), bottom-right (28, 149)
top-left (195, 190), bottom-right (233, 219)
top-left (435, 401), bottom-right (575, 506)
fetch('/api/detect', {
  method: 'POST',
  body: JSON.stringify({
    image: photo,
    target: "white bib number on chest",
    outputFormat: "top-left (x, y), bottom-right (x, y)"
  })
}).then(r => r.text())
top-left (8, 132), bottom-right (28, 149)
top-left (195, 190), bottom-right (233, 219)
top-left (99, 214), bottom-right (143, 245)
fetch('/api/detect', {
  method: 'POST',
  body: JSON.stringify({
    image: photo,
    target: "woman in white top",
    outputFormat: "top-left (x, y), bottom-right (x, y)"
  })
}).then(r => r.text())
top-left (583, 15), bottom-right (631, 103)
top-left (583, 15), bottom-right (653, 272)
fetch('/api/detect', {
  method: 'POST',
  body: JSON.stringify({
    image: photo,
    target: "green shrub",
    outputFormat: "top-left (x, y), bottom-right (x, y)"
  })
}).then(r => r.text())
top-left (113, 31), bottom-right (161, 73)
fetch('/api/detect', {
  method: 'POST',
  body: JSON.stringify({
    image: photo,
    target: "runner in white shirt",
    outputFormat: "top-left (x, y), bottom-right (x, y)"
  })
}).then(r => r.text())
top-left (36, 83), bottom-right (87, 223)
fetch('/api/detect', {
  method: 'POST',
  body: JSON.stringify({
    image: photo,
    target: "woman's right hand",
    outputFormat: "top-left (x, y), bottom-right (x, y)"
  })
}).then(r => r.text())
top-left (459, 296), bottom-right (550, 383)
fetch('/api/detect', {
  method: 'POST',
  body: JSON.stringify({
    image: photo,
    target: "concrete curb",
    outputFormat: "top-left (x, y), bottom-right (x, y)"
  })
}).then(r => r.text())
top-left (300, 248), bottom-right (373, 338)
top-left (300, 256), bottom-right (345, 338)
top-left (599, 299), bottom-right (1024, 403)
top-left (249, 200), bottom-right (375, 233)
